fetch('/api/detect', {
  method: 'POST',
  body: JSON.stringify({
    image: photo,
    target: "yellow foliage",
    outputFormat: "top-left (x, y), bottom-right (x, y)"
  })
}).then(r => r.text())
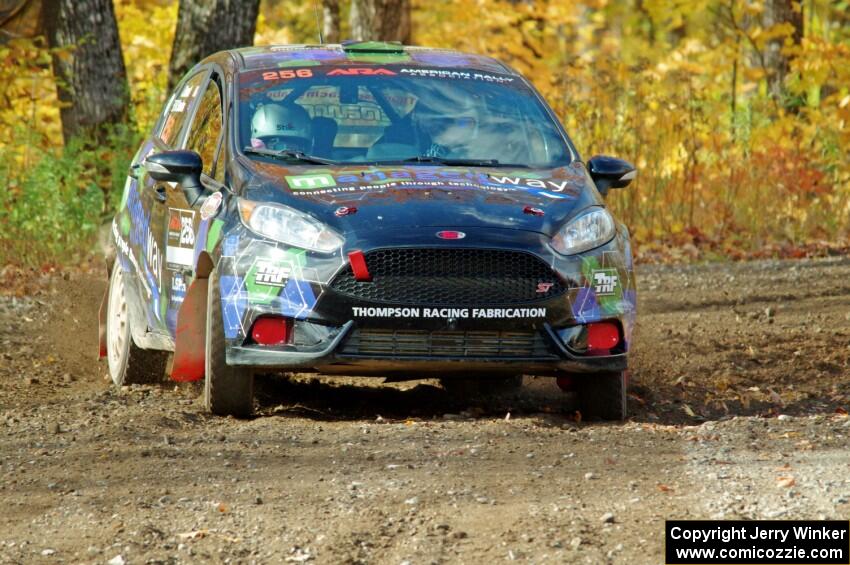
top-left (114, 0), bottom-right (179, 133)
top-left (1, 0), bottom-right (849, 261)
top-left (0, 38), bottom-right (61, 160)
top-left (415, 0), bottom-right (850, 252)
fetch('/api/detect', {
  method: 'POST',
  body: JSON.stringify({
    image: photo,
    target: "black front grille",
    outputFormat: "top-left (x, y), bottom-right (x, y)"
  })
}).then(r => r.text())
top-left (329, 248), bottom-right (565, 305)
top-left (339, 328), bottom-right (556, 359)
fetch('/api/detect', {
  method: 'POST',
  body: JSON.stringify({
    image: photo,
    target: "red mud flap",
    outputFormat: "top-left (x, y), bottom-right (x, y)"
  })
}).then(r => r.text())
top-left (97, 290), bottom-right (109, 359)
top-left (170, 278), bottom-right (208, 382)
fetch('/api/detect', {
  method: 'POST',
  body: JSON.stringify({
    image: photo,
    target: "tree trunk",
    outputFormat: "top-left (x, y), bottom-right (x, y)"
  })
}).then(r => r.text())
top-left (349, 0), bottom-right (411, 43)
top-left (167, 0), bottom-right (260, 91)
top-left (322, 0), bottom-right (340, 43)
top-left (763, 0), bottom-right (803, 102)
top-left (0, 0), bottom-right (44, 41)
top-left (42, 0), bottom-right (130, 144)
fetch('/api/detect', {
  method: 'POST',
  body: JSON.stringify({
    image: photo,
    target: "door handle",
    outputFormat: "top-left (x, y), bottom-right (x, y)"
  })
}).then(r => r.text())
top-left (153, 185), bottom-right (167, 202)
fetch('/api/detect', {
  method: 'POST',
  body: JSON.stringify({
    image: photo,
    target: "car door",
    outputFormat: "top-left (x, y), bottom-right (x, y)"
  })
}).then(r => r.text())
top-left (163, 71), bottom-right (227, 336)
top-left (129, 69), bottom-right (208, 335)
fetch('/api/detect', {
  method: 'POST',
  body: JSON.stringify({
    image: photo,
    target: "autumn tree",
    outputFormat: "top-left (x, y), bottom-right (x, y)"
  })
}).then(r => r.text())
top-left (0, 0), bottom-right (43, 40)
top-left (167, 0), bottom-right (261, 91)
top-left (349, 0), bottom-right (411, 43)
top-left (763, 0), bottom-right (804, 103)
top-left (322, 0), bottom-right (341, 43)
top-left (42, 0), bottom-right (130, 143)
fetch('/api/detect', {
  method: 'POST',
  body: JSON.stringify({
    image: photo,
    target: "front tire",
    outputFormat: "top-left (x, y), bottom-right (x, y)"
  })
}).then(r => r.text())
top-left (576, 371), bottom-right (627, 421)
top-left (105, 260), bottom-right (168, 386)
top-left (204, 267), bottom-right (254, 417)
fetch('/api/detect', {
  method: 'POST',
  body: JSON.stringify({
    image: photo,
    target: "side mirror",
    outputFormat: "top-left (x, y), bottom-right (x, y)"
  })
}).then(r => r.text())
top-left (145, 150), bottom-right (205, 206)
top-left (588, 155), bottom-right (636, 196)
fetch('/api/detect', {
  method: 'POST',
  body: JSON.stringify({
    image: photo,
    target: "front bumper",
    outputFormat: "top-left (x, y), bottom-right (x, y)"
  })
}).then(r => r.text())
top-left (215, 224), bottom-right (636, 376)
top-left (227, 321), bottom-right (627, 376)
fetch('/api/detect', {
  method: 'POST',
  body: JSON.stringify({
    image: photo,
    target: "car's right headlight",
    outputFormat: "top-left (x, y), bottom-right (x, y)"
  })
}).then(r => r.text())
top-left (550, 207), bottom-right (616, 255)
top-left (238, 199), bottom-right (343, 253)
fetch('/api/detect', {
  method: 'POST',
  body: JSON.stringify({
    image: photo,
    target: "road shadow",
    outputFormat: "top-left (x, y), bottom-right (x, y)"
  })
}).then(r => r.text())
top-left (251, 370), bottom-right (848, 427)
top-left (253, 373), bottom-right (578, 422)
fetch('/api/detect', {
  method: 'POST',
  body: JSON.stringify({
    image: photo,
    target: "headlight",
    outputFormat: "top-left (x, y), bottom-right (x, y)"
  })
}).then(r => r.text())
top-left (238, 199), bottom-right (343, 253)
top-left (550, 207), bottom-right (616, 255)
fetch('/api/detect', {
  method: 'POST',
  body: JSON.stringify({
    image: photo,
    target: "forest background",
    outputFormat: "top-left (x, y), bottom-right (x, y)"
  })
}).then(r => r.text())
top-left (0, 0), bottom-right (848, 267)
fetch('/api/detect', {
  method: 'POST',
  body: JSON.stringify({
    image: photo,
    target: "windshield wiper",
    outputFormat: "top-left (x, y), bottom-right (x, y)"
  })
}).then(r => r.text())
top-left (395, 156), bottom-right (529, 168)
top-left (242, 147), bottom-right (337, 165)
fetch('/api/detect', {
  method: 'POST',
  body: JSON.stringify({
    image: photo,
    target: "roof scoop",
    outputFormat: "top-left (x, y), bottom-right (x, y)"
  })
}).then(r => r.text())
top-left (341, 40), bottom-right (405, 54)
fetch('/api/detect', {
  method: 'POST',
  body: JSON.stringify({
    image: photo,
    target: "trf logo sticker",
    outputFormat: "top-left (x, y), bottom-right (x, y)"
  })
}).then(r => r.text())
top-left (592, 269), bottom-right (619, 295)
top-left (254, 260), bottom-right (291, 287)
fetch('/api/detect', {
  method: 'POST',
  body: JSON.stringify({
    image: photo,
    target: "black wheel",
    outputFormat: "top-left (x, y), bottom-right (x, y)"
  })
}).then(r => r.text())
top-left (576, 371), bottom-right (627, 421)
top-left (440, 375), bottom-right (524, 397)
top-left (204, 267), bottom-right (254, 417)
top-left (105, 260), bottom-right (168, 386)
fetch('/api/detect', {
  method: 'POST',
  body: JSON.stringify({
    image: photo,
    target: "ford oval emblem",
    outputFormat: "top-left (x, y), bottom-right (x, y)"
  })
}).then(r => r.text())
top-left (436, 230), bottom-right (466, 240)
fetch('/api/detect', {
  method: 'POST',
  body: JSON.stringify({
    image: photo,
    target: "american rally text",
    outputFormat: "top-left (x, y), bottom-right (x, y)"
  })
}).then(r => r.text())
top-left (351, 307), bottom-right (547, 319)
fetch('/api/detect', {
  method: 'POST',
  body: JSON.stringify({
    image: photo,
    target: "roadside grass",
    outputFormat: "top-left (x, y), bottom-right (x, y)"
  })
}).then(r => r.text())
top-left (0, 125), bottom-right (139, 267)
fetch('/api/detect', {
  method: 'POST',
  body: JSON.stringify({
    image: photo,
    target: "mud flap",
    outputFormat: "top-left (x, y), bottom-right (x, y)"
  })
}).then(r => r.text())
top-left (170, 278), bottom-right (208, 382)
top-left (98, 260), bottom-right (113, 360)
top-left (97, 290), bottom-right (109, 359)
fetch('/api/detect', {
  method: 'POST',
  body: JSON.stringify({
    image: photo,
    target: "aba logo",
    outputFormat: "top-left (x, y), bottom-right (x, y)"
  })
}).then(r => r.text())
top-left (327, 68), bottom-right (396, 76)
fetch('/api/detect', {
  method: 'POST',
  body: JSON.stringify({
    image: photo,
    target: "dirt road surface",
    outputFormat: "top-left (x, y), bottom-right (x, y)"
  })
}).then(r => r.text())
top-left (1, 258), bottom-right (849, 564)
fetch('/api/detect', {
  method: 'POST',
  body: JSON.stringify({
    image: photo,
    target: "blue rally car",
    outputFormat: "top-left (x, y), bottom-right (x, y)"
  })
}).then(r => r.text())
top-left (98, 42), bottom-right (637, 419)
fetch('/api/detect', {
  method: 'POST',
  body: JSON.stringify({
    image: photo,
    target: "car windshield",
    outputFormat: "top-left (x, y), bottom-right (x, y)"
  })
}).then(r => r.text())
top-left (237, 65), bottom-right (572, 168)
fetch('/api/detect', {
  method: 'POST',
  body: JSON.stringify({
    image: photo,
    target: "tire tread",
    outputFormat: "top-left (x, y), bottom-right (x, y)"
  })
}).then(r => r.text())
top-left (107, 264), bottom-right (167, 386)
top-left (577, 371), bottom-right (627, 421)
top-left (205, 268), bottom-right (254, 417)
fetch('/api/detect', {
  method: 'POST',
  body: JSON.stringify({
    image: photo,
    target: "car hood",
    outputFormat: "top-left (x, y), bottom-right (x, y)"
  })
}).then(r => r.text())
top-left (238, 160), bottom-right (601, 237)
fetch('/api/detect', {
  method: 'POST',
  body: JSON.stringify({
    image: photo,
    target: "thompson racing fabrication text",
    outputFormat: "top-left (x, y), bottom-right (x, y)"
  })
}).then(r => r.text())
top-left (351, 307), bottom-right (547, 319)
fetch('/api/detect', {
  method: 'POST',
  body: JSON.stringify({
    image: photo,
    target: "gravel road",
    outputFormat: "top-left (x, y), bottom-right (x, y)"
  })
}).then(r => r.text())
top-left (1, 257), bottom-right (849, 564)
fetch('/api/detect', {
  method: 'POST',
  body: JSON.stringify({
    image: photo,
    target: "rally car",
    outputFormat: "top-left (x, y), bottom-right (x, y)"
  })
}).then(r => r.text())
top-left (99, 41), bottom-right (637, 419)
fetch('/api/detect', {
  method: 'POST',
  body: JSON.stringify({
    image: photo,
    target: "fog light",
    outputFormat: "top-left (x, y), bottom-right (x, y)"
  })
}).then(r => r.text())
top-left (587, 322), bottom-right (619, 352)
top-left (251, 316), bottom-right (292, 345)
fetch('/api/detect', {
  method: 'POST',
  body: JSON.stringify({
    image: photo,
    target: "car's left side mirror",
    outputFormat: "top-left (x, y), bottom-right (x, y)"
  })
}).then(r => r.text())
top-left (145, 150), bottom-right (205, 206)
top-left (588, 155), bottom-right (636, 196)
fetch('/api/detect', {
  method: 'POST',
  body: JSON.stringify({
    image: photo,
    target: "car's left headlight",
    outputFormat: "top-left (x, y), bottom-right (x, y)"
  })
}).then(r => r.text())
top-left (550, 207), bottom-right (616, 255)
top-left (238, 199), bottom-right (343, 253)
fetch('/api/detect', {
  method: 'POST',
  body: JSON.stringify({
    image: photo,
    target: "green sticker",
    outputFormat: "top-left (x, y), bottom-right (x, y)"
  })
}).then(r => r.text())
top-left (245, 260), bottom-right (286, 304)
top-left (286, 173), bottom-right (336, 190)
top-left (159, 290), bottom-right (168, 320)
top-left (277, 59), bottom-right (322, 68)
top-left (288, 248), bottom-right (307, 268)
top-left (206, 219), bottom-right (224, 253)
top-left (120, 214), bottom-right (131, 236)
top-left (346, 52), bottom-right (411, 64)
top-left (582, 258), bottom-right (623, 314)
top-left (244, 250), bottom-right (303, 304)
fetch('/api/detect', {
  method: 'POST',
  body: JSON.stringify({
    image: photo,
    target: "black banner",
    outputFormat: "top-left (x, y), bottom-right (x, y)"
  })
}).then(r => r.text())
top-left (666, 520), bottom-right (849, 564)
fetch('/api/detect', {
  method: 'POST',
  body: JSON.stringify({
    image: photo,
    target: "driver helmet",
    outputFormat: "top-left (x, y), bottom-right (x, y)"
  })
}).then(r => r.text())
top-left (413, 98), bottom-right (479, 148)
top-left (251, 103), bottom-right (312, 152)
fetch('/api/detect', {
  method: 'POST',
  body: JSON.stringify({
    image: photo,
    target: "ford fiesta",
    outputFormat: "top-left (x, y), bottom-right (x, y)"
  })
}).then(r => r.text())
top-left (99, 41), bottom-right (638, 420)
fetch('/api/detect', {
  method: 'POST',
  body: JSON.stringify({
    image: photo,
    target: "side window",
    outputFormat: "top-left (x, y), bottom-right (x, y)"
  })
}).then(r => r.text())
top-left (157, 72), bottom-right (206, 147)
top-left (185, 78), bottom-right (224, 182)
